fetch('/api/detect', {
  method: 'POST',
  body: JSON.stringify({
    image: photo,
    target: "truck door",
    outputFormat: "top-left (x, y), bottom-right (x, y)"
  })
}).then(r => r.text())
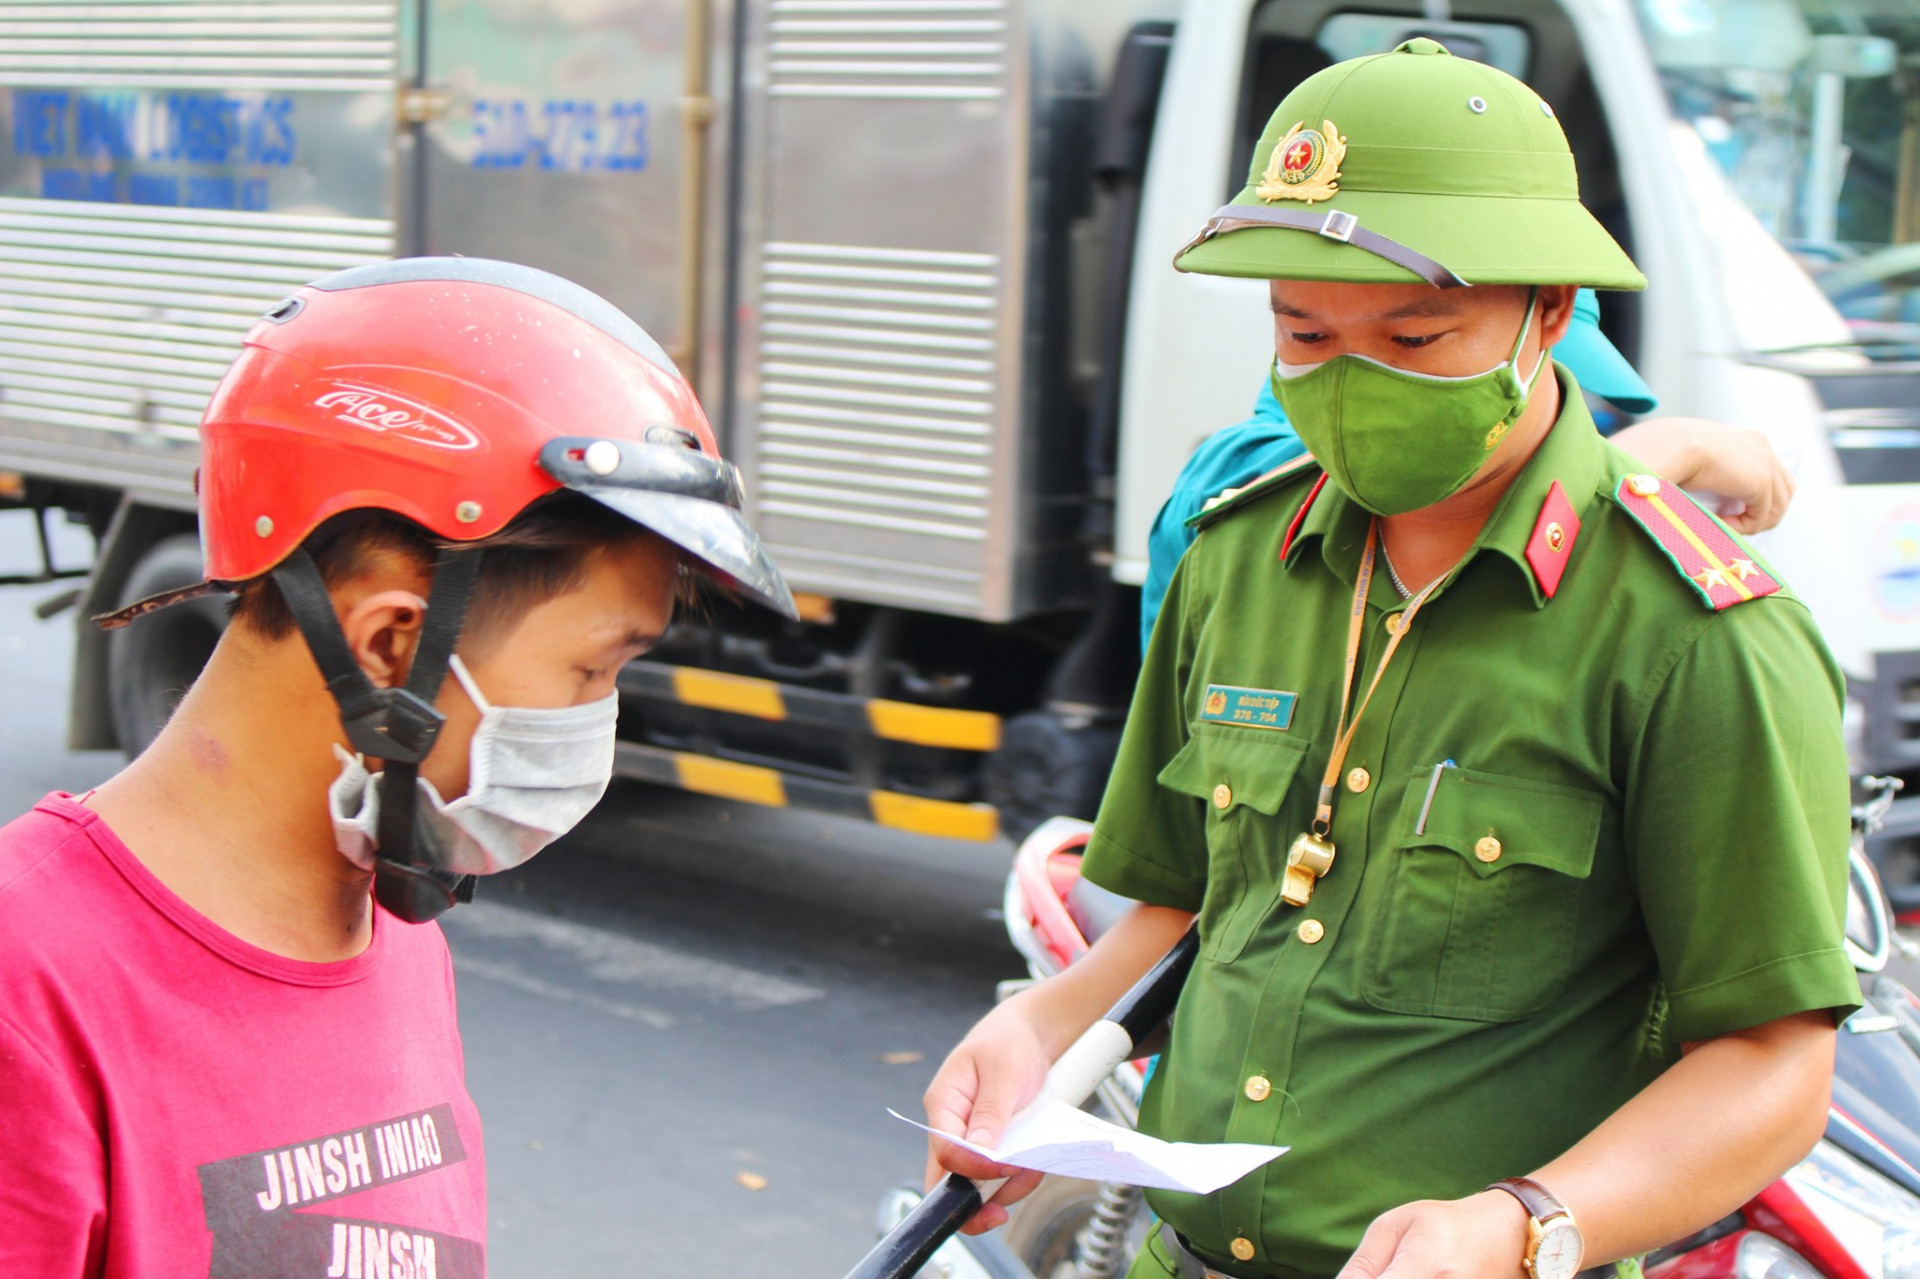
top-left (726, 2), bottom-right (1039, 621)
top-left (412, 0), bottom-right (707, 382)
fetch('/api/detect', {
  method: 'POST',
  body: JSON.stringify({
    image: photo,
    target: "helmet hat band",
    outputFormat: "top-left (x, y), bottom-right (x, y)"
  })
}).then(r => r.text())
top-left (1179, 203), bottom-right (1468, 289)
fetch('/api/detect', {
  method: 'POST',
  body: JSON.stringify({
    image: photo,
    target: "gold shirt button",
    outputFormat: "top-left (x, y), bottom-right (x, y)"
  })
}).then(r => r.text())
top-left (1384, 612), bottom-right (1406, 635)
top-left (1628, 474), bottom-right (1661, 498)
top-left (1346, 766), bottom-right (1371, 793)
top-left (1244, 1074), bottom-right (1272, 1102)
top-left (1475, 835), bottom-right (1503, 863)
top-left (1212, 783), bottom-right (1233, 810)
top-left (1231, 1237), bottom-right (1257, 1263)
top-left (1297, 919), bottom-right (1325, 944)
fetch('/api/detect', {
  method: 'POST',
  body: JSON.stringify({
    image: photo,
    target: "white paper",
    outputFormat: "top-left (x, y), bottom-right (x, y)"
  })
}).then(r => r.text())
top-left (892, 1099), bottom-right (1286, 1195)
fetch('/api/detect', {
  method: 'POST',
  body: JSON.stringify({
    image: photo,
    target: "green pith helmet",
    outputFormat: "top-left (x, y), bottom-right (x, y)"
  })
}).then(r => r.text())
top-left (1175, 38), bottom-right (1646, 291)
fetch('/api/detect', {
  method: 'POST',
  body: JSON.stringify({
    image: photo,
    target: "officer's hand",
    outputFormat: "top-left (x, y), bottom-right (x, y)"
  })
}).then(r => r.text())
top-left (921, 1006), bottom-right (1051, 1234)
top-left (1611, 417), bottom-right (1794, 534)
top-left (1336, 1191), bottom-right (1531, 1279)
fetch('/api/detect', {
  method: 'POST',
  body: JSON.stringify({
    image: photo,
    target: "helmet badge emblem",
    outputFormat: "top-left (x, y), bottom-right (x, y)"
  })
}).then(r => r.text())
top-left (1258, 120), bottom-right (1347, 205)
top-left (311, 381), bottom-right (479, 451)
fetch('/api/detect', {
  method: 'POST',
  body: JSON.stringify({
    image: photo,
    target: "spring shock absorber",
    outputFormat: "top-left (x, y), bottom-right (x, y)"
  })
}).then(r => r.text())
top-left (1073, 1181), bottom-right (1145, 1279)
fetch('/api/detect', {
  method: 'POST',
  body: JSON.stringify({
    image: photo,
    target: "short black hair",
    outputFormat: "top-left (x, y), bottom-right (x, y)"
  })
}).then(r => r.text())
top-left (227, 491), bottom-right (694, 645)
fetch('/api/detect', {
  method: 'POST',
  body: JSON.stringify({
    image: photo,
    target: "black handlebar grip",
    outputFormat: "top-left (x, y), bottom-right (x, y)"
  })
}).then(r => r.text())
top-left (841, 1173), bottom-right (985, 1279)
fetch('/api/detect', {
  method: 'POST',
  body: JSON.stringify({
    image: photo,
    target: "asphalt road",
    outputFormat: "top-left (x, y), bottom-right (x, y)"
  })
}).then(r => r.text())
top-left (0, 511), bottom-right (1021, 1278)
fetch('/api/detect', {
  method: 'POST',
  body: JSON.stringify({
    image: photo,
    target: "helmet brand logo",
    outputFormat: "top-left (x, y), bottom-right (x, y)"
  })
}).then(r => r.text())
top-left (312, 382), bottom-right (478, 451)
top-left (1258, 120), bottom-right (1347, 206)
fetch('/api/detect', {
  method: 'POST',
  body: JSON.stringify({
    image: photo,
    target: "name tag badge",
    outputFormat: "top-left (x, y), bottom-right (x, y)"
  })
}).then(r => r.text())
top-left (1200, 684), bottom-right (1298, 731)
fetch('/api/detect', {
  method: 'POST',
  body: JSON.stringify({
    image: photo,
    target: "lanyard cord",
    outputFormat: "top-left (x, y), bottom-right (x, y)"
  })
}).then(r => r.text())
top-left (1311, 289), bottom-right (1536, 833)
top-left (1311, 519), bottom-right (1456, 838)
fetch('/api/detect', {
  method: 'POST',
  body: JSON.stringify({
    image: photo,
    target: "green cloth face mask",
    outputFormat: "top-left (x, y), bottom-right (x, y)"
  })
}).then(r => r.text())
top-left (1270, 290), bottom-right (1547, 516)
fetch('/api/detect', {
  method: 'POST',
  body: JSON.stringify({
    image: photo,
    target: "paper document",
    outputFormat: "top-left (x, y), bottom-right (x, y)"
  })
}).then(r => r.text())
top-left (891, 1099), bottom-right (1286, 1194)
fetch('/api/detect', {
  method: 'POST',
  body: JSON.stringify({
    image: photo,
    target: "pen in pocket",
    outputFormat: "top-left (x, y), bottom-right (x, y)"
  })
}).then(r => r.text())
top-left (1415, 759), bottom-right (1457, 836)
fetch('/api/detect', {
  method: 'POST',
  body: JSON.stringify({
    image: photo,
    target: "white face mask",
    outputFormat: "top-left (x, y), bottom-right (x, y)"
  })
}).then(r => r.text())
top-left (329, 654), bottom-right (620, 875)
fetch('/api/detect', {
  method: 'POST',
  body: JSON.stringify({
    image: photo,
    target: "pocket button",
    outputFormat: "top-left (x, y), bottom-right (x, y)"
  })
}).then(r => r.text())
top-left (1212, 783), bottom-right (1233, 810)
top-left (1475, 835), bottom-right (1503, 863)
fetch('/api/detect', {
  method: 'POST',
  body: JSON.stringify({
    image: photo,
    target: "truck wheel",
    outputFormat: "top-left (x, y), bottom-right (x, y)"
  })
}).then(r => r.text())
top-left (985, 711), bottom-right (1122, 844)
top-left (107, 534), bottom-right (226, 758)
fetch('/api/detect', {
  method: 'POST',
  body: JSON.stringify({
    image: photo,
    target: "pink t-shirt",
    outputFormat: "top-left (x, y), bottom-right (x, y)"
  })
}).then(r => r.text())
top-left (0, 795), bottom-right (487, 1278)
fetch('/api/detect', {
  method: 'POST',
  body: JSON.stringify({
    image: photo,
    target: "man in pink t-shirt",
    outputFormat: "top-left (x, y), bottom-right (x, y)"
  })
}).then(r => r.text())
top-left (0, 259), bottom-right (796, 1278)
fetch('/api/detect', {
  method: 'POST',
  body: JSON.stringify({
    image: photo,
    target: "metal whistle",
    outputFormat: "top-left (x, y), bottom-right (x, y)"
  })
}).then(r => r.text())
top-left (1283, 830), bottom-right (1336, 906)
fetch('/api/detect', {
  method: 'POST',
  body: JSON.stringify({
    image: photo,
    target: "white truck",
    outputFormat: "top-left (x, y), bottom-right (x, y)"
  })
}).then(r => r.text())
top-left (1, 0), bottom-right (1916, 877)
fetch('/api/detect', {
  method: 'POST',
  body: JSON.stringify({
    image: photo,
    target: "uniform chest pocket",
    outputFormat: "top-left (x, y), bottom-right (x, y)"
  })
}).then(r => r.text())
top-left (1158, 725), bottom-right (1313, 963)
top-left (1363, 769), bottom-right (1602, 1022)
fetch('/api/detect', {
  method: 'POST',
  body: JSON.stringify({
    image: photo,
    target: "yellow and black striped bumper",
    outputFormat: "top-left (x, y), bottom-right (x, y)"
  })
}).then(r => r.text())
top-left (615, 663), bottom-right (1002, 841)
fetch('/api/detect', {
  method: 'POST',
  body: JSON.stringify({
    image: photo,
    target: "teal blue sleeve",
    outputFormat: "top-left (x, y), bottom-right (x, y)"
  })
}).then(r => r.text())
top-left (1139, 378), bottom-right (1305, 653)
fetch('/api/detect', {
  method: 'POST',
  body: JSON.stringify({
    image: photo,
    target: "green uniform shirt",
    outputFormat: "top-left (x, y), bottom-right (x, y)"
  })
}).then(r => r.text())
top-left (1081, 370), bottom-right (1861, 1279)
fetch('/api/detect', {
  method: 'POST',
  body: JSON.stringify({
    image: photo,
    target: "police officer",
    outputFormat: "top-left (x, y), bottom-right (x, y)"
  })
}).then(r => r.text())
top-left (923, 41), bottom-right (1859, 1279)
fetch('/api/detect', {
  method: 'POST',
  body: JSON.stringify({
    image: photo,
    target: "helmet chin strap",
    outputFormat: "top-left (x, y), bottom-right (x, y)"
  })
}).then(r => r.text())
top-left (269, 546), bottom-right (485, 923)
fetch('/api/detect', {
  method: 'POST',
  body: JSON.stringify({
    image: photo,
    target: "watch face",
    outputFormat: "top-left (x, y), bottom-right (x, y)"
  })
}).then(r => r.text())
top-left (1533, 1221), bottom-right (1585, 1279)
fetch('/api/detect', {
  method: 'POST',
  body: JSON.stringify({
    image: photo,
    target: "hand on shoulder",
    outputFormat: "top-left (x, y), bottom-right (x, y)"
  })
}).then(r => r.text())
top-left (1611, 418), bottom-right (1793, 535)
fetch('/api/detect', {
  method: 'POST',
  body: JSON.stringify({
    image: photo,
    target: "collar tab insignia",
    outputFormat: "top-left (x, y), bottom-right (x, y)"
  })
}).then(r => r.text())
top-left (1613, 476), bottom-right (1781, 611)
top-left (1258, 120), bottom-right (1347, 205)
top-left (1524, 480), bottom-right (1580, 600)
top-left (1281, 472), bottom-right (1330, 562)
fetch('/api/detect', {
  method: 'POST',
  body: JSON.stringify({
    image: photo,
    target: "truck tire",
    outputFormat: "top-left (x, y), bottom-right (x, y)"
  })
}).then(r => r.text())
top-left (107, 534), bottom-right (226, 758)
top-left (985, 711), bottom-right (1123, 845)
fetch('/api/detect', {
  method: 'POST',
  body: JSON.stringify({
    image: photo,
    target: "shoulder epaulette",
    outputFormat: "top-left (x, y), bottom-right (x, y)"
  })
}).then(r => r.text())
top-left (1188, 453), bottom-right (1323, 531)
top-left (1611, 473), bottom-right (1780, 611)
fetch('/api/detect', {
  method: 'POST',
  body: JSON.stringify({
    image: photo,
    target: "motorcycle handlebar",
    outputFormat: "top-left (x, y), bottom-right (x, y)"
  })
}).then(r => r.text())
top-left (842, 1175), bottom-right (985, 1279)
top-left (841, 929), bottom-right (1201, 1279)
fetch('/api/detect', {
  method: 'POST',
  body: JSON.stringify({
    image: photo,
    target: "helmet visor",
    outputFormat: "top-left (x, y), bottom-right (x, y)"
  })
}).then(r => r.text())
top-left (571, 485), bottom-right (797, 619)
top-left (539, 437), bottom-right (796, 618)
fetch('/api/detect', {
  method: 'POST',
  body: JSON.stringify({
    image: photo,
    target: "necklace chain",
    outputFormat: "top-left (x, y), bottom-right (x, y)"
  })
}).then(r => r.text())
top-left (1381, 542), bottom-right (1414, 599)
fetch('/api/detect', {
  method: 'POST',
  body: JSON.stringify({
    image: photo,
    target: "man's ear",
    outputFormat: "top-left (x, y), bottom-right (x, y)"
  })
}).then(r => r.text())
top-left (1537, 285), bottom-right (1579, 350)
top-left (340, 590), bottom-right (430, 690)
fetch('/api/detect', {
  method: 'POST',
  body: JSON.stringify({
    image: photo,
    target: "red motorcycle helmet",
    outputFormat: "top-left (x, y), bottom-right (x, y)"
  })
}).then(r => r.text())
top-left (192, 256), bottom-right (793, 616)
top-left (100, 258), bottom-right (795, 923)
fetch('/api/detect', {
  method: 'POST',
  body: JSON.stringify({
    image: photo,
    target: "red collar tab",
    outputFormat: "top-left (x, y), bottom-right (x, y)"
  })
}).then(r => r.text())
top-left (1281, 473), bottom-right (1330, 562)
top-left (1524, 480), bottom-right (1580, 600)
top-left (1613, 474), bottom-right (1781, 611)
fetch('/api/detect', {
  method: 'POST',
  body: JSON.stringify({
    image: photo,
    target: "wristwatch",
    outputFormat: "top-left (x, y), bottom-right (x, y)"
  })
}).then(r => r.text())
top-left (1486, 1177), bottom-right (1585, 1279)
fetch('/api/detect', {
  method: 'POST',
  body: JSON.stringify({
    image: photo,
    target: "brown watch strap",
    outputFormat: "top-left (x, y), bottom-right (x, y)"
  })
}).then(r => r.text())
top-left (1487, 1177), bottom-right (1571, 1223)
